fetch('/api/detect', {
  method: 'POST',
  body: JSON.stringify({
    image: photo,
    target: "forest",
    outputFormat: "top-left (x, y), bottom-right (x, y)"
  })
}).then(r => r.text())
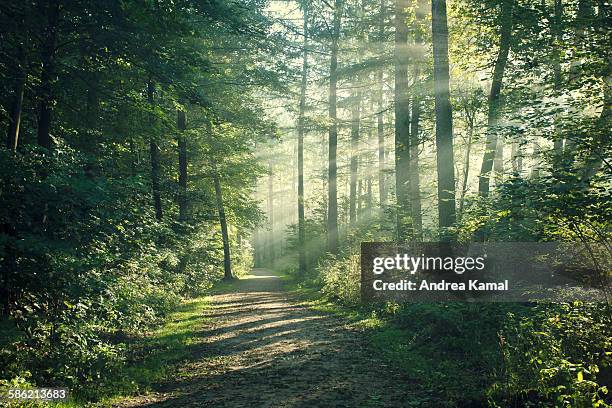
top-left (0, 0), bottom-right (610, 406)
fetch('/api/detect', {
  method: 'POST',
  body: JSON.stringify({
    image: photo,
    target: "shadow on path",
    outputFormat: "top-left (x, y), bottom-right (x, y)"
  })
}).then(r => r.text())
top-left (113, 269), bottom-right (415, 407)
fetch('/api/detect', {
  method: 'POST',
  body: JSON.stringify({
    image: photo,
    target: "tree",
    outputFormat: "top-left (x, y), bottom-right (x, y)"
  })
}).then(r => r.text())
top-left (431, 0), bottom-right (456, 236)
top-left (297, 2), bottom-right (309, 275)
top-left (394, 0), bottom-right (411, 240)
top-left (478, 0), bottom-right (514, 197)
top-left (327, 0), bottom-right (343, 254)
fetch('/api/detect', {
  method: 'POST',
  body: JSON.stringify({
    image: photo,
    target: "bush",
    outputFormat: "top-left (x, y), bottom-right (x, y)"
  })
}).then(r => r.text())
top-left (492, 302), bottom-right (612, 407)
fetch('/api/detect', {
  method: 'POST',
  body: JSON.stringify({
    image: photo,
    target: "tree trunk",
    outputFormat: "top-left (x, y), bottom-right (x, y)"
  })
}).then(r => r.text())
top-left (148, 80), bottom-right (163, 221)
top-left (297, 3), bottom-right (309, 275)
top-left (377, 0), bottom-right (387, 208)
top-left (7, 44), bottom-right (27, 152)
top-left (327, 0), bottom-right (343, 254)
top-left (37, 0), bottom-right (60, 149)
top-left (510, 133), bottom-right (523, 174)
top-left (349, 87), bottom-right (361, 227)
top-left (478, 0), bottom-right (513, 197)
top-left (177, 107), bottom-right (188, 222)
top-left (530, 142), bottom-right (541, 179)
top-left (552, 0), bottom-right (565, 158)
top-left (408, 0), bottom-right (426, 240)
top-left (432, 0), bottom-right (457, 236)
top-left (458, 118), bottom-right (474, 217)
top-left (213, 162), bottom-right (233, 280)
top-left (395, 0), bottom-right (411, 241)
top-left (268, 162), bottom-right (274, 263)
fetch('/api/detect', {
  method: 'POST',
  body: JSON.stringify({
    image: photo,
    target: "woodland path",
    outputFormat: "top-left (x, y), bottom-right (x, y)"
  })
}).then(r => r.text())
top-left (113, 269), bottom-right (415, 407)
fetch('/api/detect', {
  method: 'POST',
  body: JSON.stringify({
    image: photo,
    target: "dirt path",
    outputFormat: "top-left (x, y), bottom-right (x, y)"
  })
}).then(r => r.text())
top-left (114, 269), bottom-right (415, 407)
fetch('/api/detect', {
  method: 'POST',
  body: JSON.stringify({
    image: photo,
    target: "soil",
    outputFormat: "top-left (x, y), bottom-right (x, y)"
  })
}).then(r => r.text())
top-left (112, 269), bottom-right (415, 407)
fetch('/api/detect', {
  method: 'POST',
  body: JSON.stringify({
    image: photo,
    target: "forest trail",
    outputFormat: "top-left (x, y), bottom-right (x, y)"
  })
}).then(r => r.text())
top-left (112, 268), bottom-right (415, 407)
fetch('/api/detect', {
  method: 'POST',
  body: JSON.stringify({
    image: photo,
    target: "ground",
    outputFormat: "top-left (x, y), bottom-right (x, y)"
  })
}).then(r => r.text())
top-left (112, 269), bottom-right (416, 407)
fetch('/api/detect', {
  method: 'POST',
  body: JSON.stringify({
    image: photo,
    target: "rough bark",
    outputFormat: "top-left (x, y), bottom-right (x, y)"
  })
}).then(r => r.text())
top-left (327, 0), bottom-right (343, 254)
top-left (478, 0), bottom-right (514, 197)
top-left (432, 0), bottom-right (457, 236)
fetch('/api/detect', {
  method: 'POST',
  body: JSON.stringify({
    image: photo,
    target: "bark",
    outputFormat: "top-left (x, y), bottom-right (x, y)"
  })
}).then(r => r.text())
top-left (37, 0), bottom-right (60, 149)
top-left (177, 107), bottom-right (188, 222)
top-left (478, 0), bottom-right (514, 197)
top-left (394, 0), bottom-right (411, 240)
top-left (432, 0), bottom-right (457, 235)
top-left (148, 81), bottom-right (163, 221)
top-left (213, 162), bottom-right (233, 280)
top-left (327, 0), bottom-right (343, 254)
top-left (297, 3), bottom-right (309, 275)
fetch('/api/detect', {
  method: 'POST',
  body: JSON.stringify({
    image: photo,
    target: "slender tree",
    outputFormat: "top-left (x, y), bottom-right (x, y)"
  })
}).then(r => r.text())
top-left (408, 0), bottom-right (426, 240)
top-left (394, 0), bottom-right (411, 240)
top-left (478, 0), bottom-right (514, 197)
top-left (212, 161), bottom-right (233, 280)
top-left (432, 0), bottom-right (456, 236)
top-left (297, 2), bottom-right (309, 275)
top-left (327, 0), bottom-right (343, 254)
top-left (377, 0), bottom-right (387, 207)
top-left (148, 80), bottom-right (163, 221)
top-left (177, 106), bottom-right (188, 222)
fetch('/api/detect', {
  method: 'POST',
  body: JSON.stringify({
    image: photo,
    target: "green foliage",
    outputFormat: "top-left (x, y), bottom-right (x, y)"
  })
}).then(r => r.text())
top-left (492, 302), bottom-right (611, 407)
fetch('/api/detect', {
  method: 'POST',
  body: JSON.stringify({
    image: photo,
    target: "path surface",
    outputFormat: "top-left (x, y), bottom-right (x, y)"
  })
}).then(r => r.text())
top-left (114, 269), bottom-right (414, 407)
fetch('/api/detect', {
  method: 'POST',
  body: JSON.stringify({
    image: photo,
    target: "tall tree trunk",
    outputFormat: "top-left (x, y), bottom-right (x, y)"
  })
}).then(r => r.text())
top-left (395, 0), bottom-right (411, 241)
top-left (37, 0), bottom-right (60, 149)
top-left (327, 0), bottom-right (343, 254)
top-left (408, 0), bottom-right (426, 240)
top-left (148, 80), bottom-right (163, 221)
top-left (552, 0), bottom-right (565, 158)
top-left (349, 87), bottom-right (361, 227)
top-left (432, 0), bottom-right (457, 237)
top-left (213, 162), bottom-right (233, 280)
top-left (478, 0), bottom-right (513, 197)
top-left (377, 0), bottom-right (387, 208)
top-left (366, 106), bottom-right (374, 216)
top-left (268, 162), bottom-right (274, 263)
top-left (177, 107), bottom-right (188, 222)
top-left (297, 3), bottom-right (309, 275)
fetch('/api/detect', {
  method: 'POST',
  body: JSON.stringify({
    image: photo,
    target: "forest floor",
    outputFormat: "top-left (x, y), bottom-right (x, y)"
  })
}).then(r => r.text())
top-left (109, 268), bottom-right (419, 407)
